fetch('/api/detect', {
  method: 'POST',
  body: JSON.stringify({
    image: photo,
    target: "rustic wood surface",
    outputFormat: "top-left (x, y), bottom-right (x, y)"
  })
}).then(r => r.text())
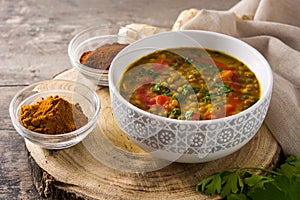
top-left (3, 0), bottom-right (280, 199)
top-left (23, 69), bottom-right (281, 200)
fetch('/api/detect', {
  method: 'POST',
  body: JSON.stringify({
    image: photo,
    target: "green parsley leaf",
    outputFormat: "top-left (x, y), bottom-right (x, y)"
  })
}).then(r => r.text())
top-left (152, 82), bottom-right (162, 92)
top-left (172, 93), bottom-right (179, 100)
top-left (182, 84), bottom-right (193, 96)
top-left (203, 95), bottom-right (211, 103)
top-left (241, 94), bottom-right (249, 99)
top-left (213, 82), bottom-right (234, 94)
top-left (196, 154), bottom-right (300, 200)
top-left (162, 88), bottom-right (171, 96)
top-left (220, 171), bottom-right (244, 197)
top-left (277, 154), bottom-right (300, 179)
top-left (227, 193), bottom-right (249, 200)
top-left (218, 101), bottom-right (226, 106)
top-left (183, 56), bottom-right (194, 64)
top-left (196, 172), bottom-right (222, 195)
top-left (274, 175), bottom-right (300, 200)
top-left (207, 64), bottom-right (222, 73)
top-left (169, 108), bottom-right (181, 118)
top-left (171, 59), bottom-right (180, 67)
top-left (244, 173), bottom-right (274, 194)
top-left (249, 178), bottom-right (285, 200)
top-left (184, 110), bottom-right (194, 120)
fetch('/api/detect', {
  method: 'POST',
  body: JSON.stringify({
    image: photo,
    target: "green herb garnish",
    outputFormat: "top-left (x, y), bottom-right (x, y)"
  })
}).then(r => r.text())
top-left (169, 108), bottom-right (181, 118)
top-left (171, 59), bottom-right (180, 67)
top-left (152, 82), bottom-right (162, 92)
top-left (162, 88), bottom-right (171, 96)
top-left (203, 95), bottom-right (211, 103)
top-left (182, 84), bottom-right (193, 96)
top-left (184, 110), bottom-right (194, 120)
top-left (207, 64), bottom-right (222, 73)
top-left (196, 154), bottom-right (300, 200)
top-left (218, 101), bottom-right (226, 106)
top-left (183, 56), bottom-right (194, 64)
top-left (213, 82), bottom-right (234, 94)
top-left (241, 94), bottom-right (250, 99)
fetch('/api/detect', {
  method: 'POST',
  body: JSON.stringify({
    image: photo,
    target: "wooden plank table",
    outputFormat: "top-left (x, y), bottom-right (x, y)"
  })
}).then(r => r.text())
top-left (1, 0), bottom-right (272, 199)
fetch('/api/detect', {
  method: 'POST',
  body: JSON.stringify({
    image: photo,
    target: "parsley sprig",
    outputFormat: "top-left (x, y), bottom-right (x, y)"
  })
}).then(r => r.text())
top-left (196, 154), bottom-right (300, 200)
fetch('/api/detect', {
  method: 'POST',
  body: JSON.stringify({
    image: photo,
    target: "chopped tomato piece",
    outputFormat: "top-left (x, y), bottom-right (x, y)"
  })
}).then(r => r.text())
top-left (156, 56), bottom-right (165, 64)
top-left (230, 82), bottom-right (242, 90)
top-left (153, 56), bottom-right (171, 70)
top-left (220, 70), bottom-right (233, 80)
top-left (155, 95), bottom-right (171, 107)
top-left (230, 97), bottom-right (241, 108)
top-left (203, 110), bottom-right (214, 120)
top-left (148, 97), bottom-right (156, 105)
top-left (191, 111), bottom-right (200, 120)
top-left (214, 61), bottom-right (231, 70)
top-left (203, 113), bottom-right (215, 120)
top-left (135, 84), bottom-right (156, 107)
top-left (225, 104), bottom-right (234, 115)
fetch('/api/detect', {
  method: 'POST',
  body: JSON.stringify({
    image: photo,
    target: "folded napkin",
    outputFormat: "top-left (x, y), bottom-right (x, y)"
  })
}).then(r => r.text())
top-left (173, 0), bottom-right (300, 156)
top-left (122, 0), bottom-right (300, 156)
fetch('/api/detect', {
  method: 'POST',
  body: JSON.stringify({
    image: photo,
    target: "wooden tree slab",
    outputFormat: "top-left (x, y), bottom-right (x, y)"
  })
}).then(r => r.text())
top-left (25, 69), bottom-right (281, 200)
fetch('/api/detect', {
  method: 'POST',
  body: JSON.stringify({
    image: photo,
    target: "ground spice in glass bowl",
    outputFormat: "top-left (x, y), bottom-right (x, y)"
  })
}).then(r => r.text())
top-left (20, 95), bottom-right (88, 135)
top-left (9, 79), bottom-right (100, 149)
top-left (68, 26), bottom-right (143, 86)
top-left (80, 42), bottom-right (128, 71)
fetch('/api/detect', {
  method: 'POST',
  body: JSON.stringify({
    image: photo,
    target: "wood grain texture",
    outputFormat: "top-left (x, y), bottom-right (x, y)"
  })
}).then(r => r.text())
top-left (24, 69), bottom-right (281, 200)
top-left (0, 130), bottom-right (43, 200)
top-left (26, 124), bottom-right (281, 200)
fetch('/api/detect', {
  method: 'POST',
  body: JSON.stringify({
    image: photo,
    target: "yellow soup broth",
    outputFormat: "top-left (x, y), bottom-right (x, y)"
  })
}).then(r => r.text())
top-left (119, 47), bottom-right (260, 120)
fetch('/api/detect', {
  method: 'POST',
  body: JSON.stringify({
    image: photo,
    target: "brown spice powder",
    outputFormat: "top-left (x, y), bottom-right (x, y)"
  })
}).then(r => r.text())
top-left (20, 95), bottom-right (88, 135)
top-left (80, 42), bottom-right (128, 70)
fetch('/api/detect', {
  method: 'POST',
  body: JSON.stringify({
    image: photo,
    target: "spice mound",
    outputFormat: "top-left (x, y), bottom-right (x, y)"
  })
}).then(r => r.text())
top-left (20, 95), bottom-right (88, 135)
top-left (80, 42), bottom-right (128, 70)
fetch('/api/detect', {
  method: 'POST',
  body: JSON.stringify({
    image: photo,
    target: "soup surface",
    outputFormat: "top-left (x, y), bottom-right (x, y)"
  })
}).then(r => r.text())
top-left (119, 47), bottom-right (260, 120)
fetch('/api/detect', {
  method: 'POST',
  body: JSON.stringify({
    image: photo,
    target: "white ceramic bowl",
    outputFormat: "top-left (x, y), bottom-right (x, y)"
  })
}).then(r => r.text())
top-left (109, 30), bottom-right (273, 163)
top-left (9, 79), bottom-right (100, 149)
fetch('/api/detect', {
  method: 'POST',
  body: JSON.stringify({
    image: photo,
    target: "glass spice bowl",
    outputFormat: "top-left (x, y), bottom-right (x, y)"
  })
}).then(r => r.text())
top-left (68, 26), bottom-right (143, 86)
top-left (9, 79), bottom-right (100, 149)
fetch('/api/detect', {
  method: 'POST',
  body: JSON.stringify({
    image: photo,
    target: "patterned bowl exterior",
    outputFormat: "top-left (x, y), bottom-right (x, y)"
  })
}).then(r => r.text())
top-left (109, 30), bottom-right (273, 163)
top-left (110, 88), bottom-right (271, 163)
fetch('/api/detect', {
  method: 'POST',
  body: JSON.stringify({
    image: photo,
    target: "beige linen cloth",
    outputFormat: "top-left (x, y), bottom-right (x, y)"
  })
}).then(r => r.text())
top-left (124, 0), bottom-right (300, 156)
top-left (175, 0), bottom-right (300, 156)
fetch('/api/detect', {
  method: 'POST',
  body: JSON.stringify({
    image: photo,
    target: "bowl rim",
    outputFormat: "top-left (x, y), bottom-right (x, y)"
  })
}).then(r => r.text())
top-left (109, 30), bottom-right (273, 124)
top-left (9, 79), bottom-right (101, 138)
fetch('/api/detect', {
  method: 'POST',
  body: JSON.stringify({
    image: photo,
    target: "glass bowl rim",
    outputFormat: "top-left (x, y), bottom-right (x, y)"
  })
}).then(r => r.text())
top-left (9, 79), bottom-right (101, 139)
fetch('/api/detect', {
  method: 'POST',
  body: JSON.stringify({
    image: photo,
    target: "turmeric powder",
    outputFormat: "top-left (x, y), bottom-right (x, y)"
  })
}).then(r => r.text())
top-left (20, 95), bottom-right (88, 134)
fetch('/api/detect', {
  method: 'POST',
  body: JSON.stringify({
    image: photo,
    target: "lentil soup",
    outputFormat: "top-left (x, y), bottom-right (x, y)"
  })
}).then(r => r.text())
top-left (119, 47), bottom-right (260, 120)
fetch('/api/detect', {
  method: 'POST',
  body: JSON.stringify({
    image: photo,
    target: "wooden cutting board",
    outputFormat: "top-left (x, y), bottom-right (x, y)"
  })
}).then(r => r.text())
top-left (25, 69), bottom-right (281, 200)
